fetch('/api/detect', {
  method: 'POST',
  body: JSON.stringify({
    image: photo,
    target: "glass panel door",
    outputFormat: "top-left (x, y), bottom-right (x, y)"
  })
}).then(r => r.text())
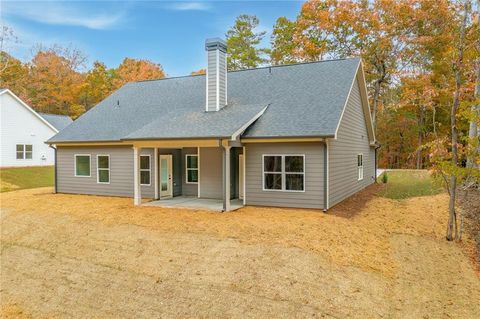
top-left (160, 155), bottom-right (173, 198)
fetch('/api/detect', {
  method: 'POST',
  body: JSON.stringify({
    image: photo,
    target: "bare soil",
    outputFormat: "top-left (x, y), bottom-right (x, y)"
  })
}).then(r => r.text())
top-left (1, 187), bottom-right (479, 318)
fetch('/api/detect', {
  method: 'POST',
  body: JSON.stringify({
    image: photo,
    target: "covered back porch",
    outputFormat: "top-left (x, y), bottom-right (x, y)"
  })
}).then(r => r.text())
top-left (132, 139), bottom-right (245, 212)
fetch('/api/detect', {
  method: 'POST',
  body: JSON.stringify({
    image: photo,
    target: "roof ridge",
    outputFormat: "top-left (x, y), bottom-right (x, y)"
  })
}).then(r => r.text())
top-left (133, 57), bottom-right (360, 84)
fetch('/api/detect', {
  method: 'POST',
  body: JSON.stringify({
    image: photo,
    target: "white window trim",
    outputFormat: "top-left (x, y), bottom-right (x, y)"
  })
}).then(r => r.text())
top-left (185, 154), bottom-right (199, 184)
top-left (16, 144), bottom-right (33, 160)
top-left (96, 154), bottom-right (110, 184)
top-left (262, 154), bottom-right (306, 193)
top-left (74, 154), bottom-right (91, 177)
top-left (140, 155), bottom-right (151, 186)
top-left (358, 153), bottom-right (364, 181)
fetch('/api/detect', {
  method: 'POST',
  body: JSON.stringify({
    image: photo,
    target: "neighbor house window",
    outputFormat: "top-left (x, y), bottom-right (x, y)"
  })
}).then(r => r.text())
top-left (97, 155), bottom-right (110, 184)
top-left (75, 155), bottom-right (91, 177)
top-left (140, 155), bottom-right (151, 185)
top-left (186, 154), bottom-right (198, 184)
top-left (263, 155), bottom-right (305, 192)
top-left (357, 154), bottom-right (364, 181)
top-left (16, 144), bottom-right (32, 160)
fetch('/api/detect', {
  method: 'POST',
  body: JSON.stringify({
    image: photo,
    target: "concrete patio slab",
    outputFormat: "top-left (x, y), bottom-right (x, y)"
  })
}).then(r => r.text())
top-left (143, 196), bottom-right (243, 212)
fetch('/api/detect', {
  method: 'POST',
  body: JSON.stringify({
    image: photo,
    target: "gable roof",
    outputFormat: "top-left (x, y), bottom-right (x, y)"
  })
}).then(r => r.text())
top-left (0, 89), bottom-right (59, 133)
top-left (48, 58), bottom-right (373, 144)
top-left (38, 113), bottom-right (73, 131)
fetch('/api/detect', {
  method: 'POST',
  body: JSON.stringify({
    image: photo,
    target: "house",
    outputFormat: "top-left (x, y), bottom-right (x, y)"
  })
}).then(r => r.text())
top-left (47, 38), bottom-right (377, 211)
top-left (0, 89), bottom-right (73, 167)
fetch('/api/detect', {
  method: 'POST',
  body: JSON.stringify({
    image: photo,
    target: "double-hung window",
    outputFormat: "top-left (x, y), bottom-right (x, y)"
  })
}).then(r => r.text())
top-left (357, 154), bottom-right (364, 181)
top-left (97, 155), bottom-right (110, 184)
top-left (263, 155), bottom-right (305, 192)
top-left (16, 144), bottom-right (32, 160)
top-left (186, 154), bottom-right (198, 184)
top-left (75, 155), bottom-right (91, 177)
top-left (140, 155), bottom-right (151, 185)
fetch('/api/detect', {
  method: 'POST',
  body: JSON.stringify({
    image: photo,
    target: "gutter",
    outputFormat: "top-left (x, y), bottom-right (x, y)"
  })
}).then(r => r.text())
top-left (48, 144), bottom-right (57, 193)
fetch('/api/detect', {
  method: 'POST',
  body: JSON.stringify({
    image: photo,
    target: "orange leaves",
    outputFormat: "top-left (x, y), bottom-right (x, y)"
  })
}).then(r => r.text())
top-left (113, 58), bottom-right (165, 89)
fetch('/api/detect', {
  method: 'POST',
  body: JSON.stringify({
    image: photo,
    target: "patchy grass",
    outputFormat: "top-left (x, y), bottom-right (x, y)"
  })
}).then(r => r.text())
top-left (378, 170), bottom-right (444, 199)
top-left (0, 166), bottom-right (54, 193)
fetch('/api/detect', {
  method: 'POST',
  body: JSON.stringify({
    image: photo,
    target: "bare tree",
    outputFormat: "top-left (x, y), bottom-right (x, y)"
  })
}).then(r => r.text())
top-left (0, 25), bottom-right (18, 73)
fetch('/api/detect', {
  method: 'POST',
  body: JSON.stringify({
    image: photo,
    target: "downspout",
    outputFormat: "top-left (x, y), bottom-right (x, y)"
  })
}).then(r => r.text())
top-left (323, 140), bottom-right (329, 212)
top-left (49, 144), bottom-right (57, 193)
top-left (374, 142), bottom-right (381, 183)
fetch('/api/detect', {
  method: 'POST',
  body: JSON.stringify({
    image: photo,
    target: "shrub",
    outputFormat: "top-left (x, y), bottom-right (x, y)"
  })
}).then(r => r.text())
top-left (382, 172), bottom-right (388, 184)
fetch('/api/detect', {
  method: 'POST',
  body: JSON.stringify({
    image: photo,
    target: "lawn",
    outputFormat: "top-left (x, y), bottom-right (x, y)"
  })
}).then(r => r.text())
top-left (378, 169), bottom-right (444, 199)
top-left (0, 166), bottom-right (54, 192)
top-left (0, 172), bottom-right (478, 318)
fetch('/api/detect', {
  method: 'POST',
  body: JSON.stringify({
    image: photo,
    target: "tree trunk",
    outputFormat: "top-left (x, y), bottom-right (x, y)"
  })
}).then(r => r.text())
top-left (467, 59), bottom-right (480, 168)
top-left (371, 80), bottom-right (381, 130)
top-left (417, 106), bottom-right (425, 169)
top-left (447, 2), bottom-right (468, 241)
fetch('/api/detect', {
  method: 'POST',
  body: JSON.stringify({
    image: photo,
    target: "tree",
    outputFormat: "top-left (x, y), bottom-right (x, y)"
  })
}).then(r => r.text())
top-left (295, 0), bottom-right (417, 129)
top-left (79, 61), bottom-right (114, 110)
top-left (270, 17), bottom-right (298, 65)
top-left (191, 69), bottom-right (206, 75)
top-left (467, 0), bottom-right (480, 168)
top-left (27, 45), bottom-right (86, 115)
top-left (112, 58), bottom-right (165, 89)
top-left (0, 52), bottom-right (28, 99)
top-left (226, 14), bottom-right (269, 70)
top-left (0, 25), bottom-right (18, 74)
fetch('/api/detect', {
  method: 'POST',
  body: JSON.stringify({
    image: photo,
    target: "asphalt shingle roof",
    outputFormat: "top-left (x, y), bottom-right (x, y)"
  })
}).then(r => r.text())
top-left (48, 58), bottom-right (360, 143)
top-left (39, 113), bottom-right (73, 131)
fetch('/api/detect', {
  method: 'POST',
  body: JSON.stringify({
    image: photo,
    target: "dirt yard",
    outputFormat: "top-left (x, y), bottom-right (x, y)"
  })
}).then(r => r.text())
top-left (1, 187), bottom-right (479, 318)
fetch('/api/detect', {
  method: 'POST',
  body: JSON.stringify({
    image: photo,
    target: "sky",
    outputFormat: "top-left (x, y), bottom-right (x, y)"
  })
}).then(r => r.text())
top-left (1, 0), bottom-right (303, 76)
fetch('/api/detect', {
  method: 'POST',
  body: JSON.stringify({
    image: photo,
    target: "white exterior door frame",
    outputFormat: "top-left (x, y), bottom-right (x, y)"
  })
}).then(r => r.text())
top-left (159, 154), bottom-right (173, 198)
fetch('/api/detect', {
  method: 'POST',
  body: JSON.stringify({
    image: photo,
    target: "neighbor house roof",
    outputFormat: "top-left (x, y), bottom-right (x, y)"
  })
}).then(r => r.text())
top-left (48, 58), bottom-right (365, 144)
top-left (38, 113), bottom-right (73, 131)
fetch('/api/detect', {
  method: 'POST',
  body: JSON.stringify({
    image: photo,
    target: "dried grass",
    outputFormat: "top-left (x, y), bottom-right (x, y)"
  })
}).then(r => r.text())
top-left (0, 185), bottom-right (450, 277)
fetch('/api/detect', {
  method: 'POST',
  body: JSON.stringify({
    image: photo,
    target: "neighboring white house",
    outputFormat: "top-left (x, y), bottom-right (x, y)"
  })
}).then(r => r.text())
top-left (0, 89), bottom-right (72, 167)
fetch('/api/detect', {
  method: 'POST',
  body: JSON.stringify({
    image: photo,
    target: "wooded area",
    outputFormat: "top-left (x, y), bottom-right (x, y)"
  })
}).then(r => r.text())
top-left (1, 0), bottom-right (479, 175)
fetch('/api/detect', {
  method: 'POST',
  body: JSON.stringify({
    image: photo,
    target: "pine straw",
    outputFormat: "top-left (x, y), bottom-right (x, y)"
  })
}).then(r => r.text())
top-left (0, 186), bottom-right (451, 278)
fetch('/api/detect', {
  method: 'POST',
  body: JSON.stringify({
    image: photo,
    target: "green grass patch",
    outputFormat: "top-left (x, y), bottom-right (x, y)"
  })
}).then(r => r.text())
top-left (0, 166), bottom-right (54, 192)
top-left (378, 170), bottom-right (444, 199)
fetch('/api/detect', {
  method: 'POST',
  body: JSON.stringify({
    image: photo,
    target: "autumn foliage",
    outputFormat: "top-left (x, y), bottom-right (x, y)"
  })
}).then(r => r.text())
top-left (0, 46), bottom-right (165, 119)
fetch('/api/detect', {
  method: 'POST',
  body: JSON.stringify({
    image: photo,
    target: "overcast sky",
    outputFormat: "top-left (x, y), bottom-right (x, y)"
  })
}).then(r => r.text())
top-left (2, 1), bottom-right (303, 76)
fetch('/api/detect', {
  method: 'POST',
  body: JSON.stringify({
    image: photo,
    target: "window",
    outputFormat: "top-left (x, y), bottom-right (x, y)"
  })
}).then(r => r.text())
top-left (186, 154), bottom-right (198, 184)
top-left (357, 154), bottom-right (364, 181)
top-left (97, 155), bottom-right (110, 184)
top-left (263, 155), bottom-right (305, 192)
top-left (16, 144), bottom-right (32, 160)
top-left (140, 155), bottom-right (151, 185)
top-left (75, 155), bottom-right (91, 177)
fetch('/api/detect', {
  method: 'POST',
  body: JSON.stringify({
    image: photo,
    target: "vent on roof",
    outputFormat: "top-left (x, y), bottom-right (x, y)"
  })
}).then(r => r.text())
top-left (205, 38), bottom-right (227, 112)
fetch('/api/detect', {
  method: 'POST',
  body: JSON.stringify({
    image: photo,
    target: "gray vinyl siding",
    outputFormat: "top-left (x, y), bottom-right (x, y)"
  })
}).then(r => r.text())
top-left (218, 52), bottom-right (226, 107)
top-left (328, 77), bottom-right (375, 207)
top-left (199, 147), bottom-right (223, 199)
top-left (206, 50), bottom-right (217, 112)
top-left (181, 148), bottom-right (198, 196)
top-left (245, 142), bottom-right (324, 209)
top-left (159, 149), bottom-right (182, 196)
top-left (56, 146), bottom-right (155, 198)
top-left (206, 49), bottom-right (227, 111)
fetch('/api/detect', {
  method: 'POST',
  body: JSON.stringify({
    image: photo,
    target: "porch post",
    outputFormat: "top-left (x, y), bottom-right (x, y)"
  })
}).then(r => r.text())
top-left (154, 148), bottom-right (159, 199)
top-left (222, 144), bottom-right (231, 212)
top-left (242, 146), bottom-right (246, 205)
top-left (133, 146), bottom-right (141, 205)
